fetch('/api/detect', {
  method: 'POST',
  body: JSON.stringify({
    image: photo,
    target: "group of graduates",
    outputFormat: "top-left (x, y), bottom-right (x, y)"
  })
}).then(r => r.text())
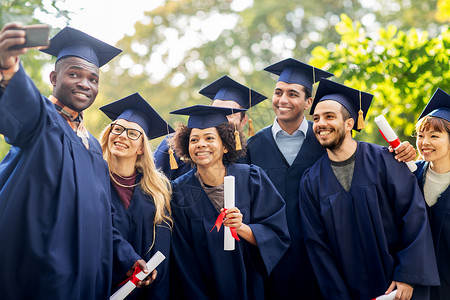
top-left (0, 21), bottom-right (448, 300)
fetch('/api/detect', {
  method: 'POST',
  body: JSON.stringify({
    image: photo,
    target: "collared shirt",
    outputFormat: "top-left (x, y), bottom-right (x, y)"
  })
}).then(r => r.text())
top-left (271, 116), bottom-right (308, 166)
top-left (48, 95), bottom-right (90, 149)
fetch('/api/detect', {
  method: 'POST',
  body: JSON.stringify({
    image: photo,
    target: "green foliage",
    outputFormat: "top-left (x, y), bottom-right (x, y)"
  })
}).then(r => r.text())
top-left (0, 0), bottom-right (445, 160)
top-left (310, 14), bottom-right (450, 145)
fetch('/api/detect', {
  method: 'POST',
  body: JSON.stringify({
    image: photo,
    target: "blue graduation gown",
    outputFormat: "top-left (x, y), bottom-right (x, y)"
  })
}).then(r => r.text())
top-left (0, 65), bottom-right (140, 300)
top-left (300, 142), bottom-right (440, 300)
top-left (415, 161), bottom-right (450, 299)
top-left (243, 122), bottom-right (326, 299)
top-left (111, 175), bottom-right (171, 300)
top-left (170, 163), bottom-right (290, 300)
top-left (154, 134), bottom-right (192, 180)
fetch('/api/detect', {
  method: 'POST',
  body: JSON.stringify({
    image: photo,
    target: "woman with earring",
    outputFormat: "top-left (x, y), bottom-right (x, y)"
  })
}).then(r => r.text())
top-left (99, 93), bottom-right (173, 300)
top-left (169, 105), bottom-right (290, 300)
top-left (414, 88), bottom-right (450, 300)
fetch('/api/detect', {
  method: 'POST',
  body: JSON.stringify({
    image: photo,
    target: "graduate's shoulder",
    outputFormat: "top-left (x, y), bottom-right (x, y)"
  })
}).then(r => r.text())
top-left (246, 125), bottom-right (272, 146)
top-left (171, 168), bottom-right (196, 188)
top-left (228, 162), bottom-right (267, 175)
top-left (155, 134), bottom-right (172, 152)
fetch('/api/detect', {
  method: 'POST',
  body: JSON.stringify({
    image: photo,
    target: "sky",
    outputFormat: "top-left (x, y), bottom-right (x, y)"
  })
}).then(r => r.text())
top-left (35, 0), bottom-right (254, 84)
top-left (37, 0), bottom-right (253, 45)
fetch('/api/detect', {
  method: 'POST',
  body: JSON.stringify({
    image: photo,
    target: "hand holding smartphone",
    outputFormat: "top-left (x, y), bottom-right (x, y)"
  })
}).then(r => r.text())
top-left (9, 24), bottom-right (50, 50)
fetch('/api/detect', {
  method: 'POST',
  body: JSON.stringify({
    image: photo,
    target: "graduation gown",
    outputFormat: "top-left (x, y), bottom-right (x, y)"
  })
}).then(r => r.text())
top-left (154, 134), bottom-right (192, 180)
top-left (300, 142), bottom-right (440, 300)
top-left (170, 163), bottom-right (290, 300)
top-left (415, 160), bottom-right (450, 299)
top-left (243, 122), bottom-right (325, 299)
top-left (111, 176), bottom-right (171, 300)
top-left (0, 65), bottom-right (140, 300)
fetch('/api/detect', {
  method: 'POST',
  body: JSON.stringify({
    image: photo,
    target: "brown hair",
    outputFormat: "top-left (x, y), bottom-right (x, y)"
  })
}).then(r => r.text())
top-left (173, 123), bottom-right (246, 165)
top-left (416, 115), bottom-right (450, 134)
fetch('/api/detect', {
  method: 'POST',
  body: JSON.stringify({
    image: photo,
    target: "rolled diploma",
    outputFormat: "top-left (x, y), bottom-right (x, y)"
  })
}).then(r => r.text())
top-left (110, 251), bottom-right (166, 300)
top-left (224, 175), bottom-right (235, 251)
top-left (375, 290), bottom-right (397, 300)
top-left (374, 115), bottom-right (417, 172)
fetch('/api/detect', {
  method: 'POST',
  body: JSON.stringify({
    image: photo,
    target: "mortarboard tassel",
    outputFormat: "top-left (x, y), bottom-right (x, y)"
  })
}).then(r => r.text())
top-left (311, 66), bottom-right (318, 100)
top-left (167, 125), bottom-right (178, 169)
top-left (248, 119), bottom-right (255, 137)
top-left (234, 128), bottom-right (242, 151)
top-left (357, 91), bottom-right (365, 130)
top-left (247, 88), bottom-right (255, 137)
top-left (168, 148), bottom-right (178, 170)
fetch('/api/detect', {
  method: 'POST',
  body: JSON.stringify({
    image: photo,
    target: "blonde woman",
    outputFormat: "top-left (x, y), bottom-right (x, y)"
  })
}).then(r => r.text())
top-left (99, 93), bottom-right (173, 300)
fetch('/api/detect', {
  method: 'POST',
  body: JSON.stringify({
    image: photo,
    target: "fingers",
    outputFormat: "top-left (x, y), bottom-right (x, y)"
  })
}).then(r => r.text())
top-left (394, 142), bottom-right (416, 162)
top-left (385, 281), bottom-right (396, 294)
top-left (137, 259), bottom-right (148, 273)
top-left (137, 269), bottom-right (157, 288)
top-left (0, 23), bottom-right (26, 67)
top-left (223, 207), bottom-right (243, 228)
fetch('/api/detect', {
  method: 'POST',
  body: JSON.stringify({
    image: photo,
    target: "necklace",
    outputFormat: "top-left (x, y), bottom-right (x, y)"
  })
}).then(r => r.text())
top-left (110, 172), bottom-right (139, 188)
top-left (113, 171), bottom-right (138, 180)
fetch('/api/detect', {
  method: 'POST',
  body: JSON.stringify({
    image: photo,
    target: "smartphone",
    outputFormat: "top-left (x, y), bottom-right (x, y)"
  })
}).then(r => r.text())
top-left (9, 24), bottom-right (50, 50)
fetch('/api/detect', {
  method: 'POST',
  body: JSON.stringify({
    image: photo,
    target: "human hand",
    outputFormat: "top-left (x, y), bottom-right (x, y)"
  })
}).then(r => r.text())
top-left (222, 207), bottom-right (243, 230)
top-left (389, 141), bottom-right (416, 162)
top-left (0, 22), bottom-right (26, 69)
top-left (126, 259), bottom-right (157, 288)
top-left (385, 281), bottom-right (413, 300)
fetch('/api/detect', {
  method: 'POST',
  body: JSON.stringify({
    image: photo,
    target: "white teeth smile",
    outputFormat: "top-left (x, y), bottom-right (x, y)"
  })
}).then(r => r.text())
top-left (422, 149), bottom-right (433, 154)
top-left (196, 152), bottom-right (209, 156)
top-left (74, 92), bottom-right (88, 98)
top-left (319, 131), bottom-right (331, 136)
top-left (115, 142), bottom-right (128, 149)
top-left (278, 107), bottom-right (291, 111)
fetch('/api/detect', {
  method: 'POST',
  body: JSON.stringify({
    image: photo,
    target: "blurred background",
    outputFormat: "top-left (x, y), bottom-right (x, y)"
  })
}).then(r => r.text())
top-left (1, 0), bottom-right (449, 160)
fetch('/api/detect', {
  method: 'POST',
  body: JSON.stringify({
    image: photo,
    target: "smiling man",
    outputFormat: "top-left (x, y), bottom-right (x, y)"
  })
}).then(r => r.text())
top-left (243, 58), bottom-right (333, 299)
top-left (300, 78), bottom-right (439, 300)
top-left (0, 24), bottom-right (150, 300)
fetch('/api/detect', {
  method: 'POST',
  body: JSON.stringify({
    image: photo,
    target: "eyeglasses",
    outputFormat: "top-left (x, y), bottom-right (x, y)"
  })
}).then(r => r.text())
top-left (110, 124), bottom-right (143, 140)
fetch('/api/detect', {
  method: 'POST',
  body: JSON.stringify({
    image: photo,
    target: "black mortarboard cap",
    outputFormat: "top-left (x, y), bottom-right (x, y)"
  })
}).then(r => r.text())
top-left (310, 78), bottom-right (373, 131)
top-left (170, 105), bottom-right (246, 129)
top-left (418, 88), bottom-right (450, 123)
top-left (100, 93), bottom-right (174, 140)
top-left (264, 58), bottom-right (334, 90)
top-left (199, 76), bottom-right (267, 109)
top-left (41, 27), bottom-right (121, 67)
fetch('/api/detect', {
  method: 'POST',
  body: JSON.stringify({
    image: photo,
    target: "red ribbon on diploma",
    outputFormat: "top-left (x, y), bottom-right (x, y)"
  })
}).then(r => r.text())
top-left (210, 208), bottom-right (240, 241)
top-left (378, 130), bottom-right (401, 148)
top-left (118, 265), bottom-right (142, 286)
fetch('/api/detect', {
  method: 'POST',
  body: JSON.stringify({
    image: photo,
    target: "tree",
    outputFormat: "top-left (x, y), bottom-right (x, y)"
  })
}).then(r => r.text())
top-left (309, 13), bottom-right (450, 145)
top-left (0, 0), bottom-right (445, 159)
top-left (0, 0), bottom-right (69, 160)
top-left (94, 0), bottom-right (444, 146)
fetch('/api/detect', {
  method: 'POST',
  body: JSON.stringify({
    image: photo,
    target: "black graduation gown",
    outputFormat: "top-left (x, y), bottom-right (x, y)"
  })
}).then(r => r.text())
top-left (154, 134), bottom-right (192, 180)
top-left (243, 122), bottom-right (326, 299)
top-left (0, 65), bottom-right (140, 300)
top-left (110, 175), bottom-right (171, 300)
top-left (170, 163), bottom-right (290, 300)
top-left (415, 160), bottom-right (450, 299)
top-left (300, 142), bottom-right (440, 300)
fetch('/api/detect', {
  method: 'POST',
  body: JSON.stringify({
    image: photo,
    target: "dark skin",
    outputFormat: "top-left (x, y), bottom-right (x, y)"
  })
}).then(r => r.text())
top-left (50, 57), bottom-right (99, 112)
top-left (0, 22), bottom-right (156, 287)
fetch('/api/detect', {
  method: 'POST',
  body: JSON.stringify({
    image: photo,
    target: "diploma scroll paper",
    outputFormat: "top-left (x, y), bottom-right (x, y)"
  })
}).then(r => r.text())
top-left (374, 115), bottom-right (417, 172)
top-left (374, 290), bottom-right (397, 300)
top-left (110, 251), bottom-right (166, 300)
top-left (224, 175), bottom-right (235, 251)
